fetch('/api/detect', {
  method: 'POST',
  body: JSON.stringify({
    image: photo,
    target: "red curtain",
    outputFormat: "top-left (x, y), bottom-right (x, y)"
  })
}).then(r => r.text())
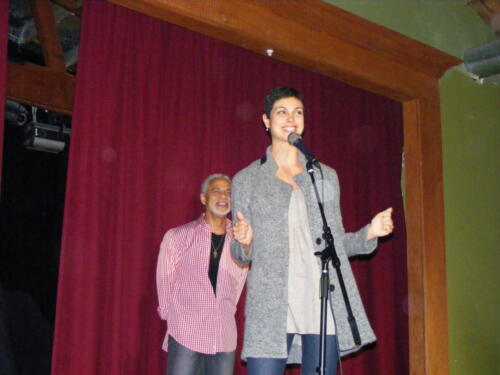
top-left (52, 1), bottom-right (407, 374)
top-left (0, 0), bottom-right (8, 190)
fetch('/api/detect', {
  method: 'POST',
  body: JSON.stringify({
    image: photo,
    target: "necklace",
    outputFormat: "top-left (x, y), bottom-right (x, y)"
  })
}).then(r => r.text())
top-left (211, 233), bottom-right (225, 259)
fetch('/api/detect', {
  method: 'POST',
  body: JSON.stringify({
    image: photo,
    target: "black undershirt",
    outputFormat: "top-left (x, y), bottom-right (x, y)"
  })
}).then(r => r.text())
top-left (209, 233), bottom-right (225, 295)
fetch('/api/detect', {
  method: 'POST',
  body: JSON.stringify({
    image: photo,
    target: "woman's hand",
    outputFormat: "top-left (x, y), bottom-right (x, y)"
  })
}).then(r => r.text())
top-left (367, 207), bottom-right (394, 241)
top-left (233, 211), bottom-right (253, 254)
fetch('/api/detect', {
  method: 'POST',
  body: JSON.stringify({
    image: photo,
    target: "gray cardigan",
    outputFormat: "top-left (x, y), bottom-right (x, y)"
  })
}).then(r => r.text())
top-left (231, 146), bottom-right (377, 362)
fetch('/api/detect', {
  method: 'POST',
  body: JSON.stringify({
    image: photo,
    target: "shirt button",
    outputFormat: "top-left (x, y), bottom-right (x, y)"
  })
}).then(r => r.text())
top-left (316, 237), bottom-right (322, 245)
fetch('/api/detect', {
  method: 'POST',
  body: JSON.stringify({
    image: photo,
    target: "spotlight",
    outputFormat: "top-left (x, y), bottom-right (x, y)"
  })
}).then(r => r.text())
top-left (23, 106), bottom-right (71, 154)
top-left (464, 39), bottom-right (500, 78)
top-left (24, 122), bottom-right (70, 154)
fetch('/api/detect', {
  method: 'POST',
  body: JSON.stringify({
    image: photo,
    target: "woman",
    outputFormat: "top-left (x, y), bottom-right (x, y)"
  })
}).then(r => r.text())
top-left (231, 87), bottom-right (394, 375)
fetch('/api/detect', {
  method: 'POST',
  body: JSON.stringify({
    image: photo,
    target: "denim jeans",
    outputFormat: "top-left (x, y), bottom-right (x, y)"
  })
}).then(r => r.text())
top-left (166, 336), bottom-right (235, 375)
top-left (247, 334), bottom-right (339, 375)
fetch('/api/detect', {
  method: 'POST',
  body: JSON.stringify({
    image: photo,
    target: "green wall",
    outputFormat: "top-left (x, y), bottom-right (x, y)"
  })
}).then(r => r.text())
top-left (325, 1), bottom-right (494, 59)
top-left (324, 1), bottom-right (500, 374)
top-left (441, 68), bottom-right (500, 375)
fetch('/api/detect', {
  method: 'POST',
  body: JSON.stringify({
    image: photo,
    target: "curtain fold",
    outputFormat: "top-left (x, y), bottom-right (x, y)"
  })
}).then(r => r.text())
top-left (52, 1), bottom-right (407, 374)
top-left (0, 0), bottom-right (9, 191)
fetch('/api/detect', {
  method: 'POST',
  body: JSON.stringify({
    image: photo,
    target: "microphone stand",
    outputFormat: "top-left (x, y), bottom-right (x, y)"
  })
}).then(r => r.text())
top-left (305, 159), bottom-right (361, 375)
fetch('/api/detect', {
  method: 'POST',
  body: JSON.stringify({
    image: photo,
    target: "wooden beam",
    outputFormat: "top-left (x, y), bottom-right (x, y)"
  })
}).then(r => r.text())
top-left (242, 0), bottom-right (457, 79)
top-left (108, 0), bottom-right (460, 102)
top-left (6, 62), bottom-right (75, 115)
top-left (404, 98), bottom-right (449, 375)
top-left (52, 0), bottom-right (81, 17)
top-left (32, 0), bottom-right (67, 72)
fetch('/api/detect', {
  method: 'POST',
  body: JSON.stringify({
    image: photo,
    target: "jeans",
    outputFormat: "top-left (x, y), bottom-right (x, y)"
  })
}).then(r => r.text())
top-left (247, 334), bottom-right (339, 375)
top-left (166, 336), bottom-right (235, 375)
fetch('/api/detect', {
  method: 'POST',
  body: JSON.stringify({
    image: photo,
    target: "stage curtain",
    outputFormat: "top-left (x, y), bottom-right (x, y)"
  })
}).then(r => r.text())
top-left (0, 0), bottom-right (8, 191)
top-left (52, 1), bottom-right (407, 374)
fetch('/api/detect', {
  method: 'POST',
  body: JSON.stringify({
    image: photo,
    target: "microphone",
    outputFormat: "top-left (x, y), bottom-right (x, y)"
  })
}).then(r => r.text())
top-left (287, 133), bottom-right (319, 165)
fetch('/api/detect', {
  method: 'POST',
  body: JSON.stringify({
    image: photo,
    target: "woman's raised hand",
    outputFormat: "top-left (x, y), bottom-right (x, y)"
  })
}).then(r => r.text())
top-left (367, 207), bottom-right (394, 241)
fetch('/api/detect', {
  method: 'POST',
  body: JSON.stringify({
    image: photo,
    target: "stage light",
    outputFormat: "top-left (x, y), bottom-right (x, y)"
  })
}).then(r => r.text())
top-left (24, 122), bottom-right (70, 154)
top-left (464, 39), bottom-right (500, 78)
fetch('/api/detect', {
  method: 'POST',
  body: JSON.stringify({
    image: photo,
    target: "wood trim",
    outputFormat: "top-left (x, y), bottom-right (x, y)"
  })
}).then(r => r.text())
top-left (108, 0), bottom-right (460, 102)
top-left (103, 1), bottom-right (457, 373)
top-left (31, 0), bottom-right (67, 72)
top-left (404, 98), bottom-right (449, 375)
top-left (403, 100), bottom-right (426, 375)
top-left (414, 98), bottom-right (449, 374)
top-left (6, 62), bottom-right (75, 115)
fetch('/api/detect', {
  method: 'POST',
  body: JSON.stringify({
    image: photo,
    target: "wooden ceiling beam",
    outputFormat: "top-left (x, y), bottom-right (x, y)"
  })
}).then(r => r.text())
top-left (7, 0), bottom-right (75, 114)
top-left (6, 62), bottom-right (75, 115)
top-left (31, 0), bottom-right (67, 72)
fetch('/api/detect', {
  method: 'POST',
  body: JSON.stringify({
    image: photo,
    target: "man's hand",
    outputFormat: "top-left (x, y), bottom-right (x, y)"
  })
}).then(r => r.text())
top-left (367, 207), bottom-right (394, 241)
top-left (233, 211), bottom-right (253, 253)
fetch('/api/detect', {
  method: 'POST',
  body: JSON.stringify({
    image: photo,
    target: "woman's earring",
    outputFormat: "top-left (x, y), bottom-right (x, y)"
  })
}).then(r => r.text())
top-left (265, 127), bottom-right (270, 133)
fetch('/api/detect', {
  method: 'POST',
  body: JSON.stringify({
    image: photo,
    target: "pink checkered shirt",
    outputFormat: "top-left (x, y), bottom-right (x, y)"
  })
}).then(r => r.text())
top-left (156, 214), bottom-right (248, 354)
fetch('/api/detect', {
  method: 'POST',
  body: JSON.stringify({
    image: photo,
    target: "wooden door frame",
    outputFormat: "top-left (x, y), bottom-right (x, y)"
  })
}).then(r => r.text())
top-left (107, 1), bottom-right (460, 373)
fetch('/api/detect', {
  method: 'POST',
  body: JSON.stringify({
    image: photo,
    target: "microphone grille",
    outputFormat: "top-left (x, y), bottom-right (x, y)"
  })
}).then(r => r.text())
top-left (287, 132), bottom-right (301, 145)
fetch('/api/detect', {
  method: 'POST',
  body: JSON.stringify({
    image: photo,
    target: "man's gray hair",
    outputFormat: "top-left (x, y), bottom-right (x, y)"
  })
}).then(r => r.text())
top-left (201, 173), bottom-right (231, 194)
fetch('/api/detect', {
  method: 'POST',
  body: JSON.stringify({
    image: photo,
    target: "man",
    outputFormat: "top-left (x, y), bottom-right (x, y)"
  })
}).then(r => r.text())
top-left (156, 174), bottom-right (248, 375)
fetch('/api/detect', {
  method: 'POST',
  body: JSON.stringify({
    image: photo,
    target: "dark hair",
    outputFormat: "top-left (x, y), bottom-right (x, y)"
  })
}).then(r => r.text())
top-left (263, 86), bottom-right (305, 119)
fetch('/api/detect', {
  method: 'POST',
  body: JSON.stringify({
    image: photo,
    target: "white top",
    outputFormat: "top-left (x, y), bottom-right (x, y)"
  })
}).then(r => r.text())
top-left (287, 188), bottom-right (335, 335)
